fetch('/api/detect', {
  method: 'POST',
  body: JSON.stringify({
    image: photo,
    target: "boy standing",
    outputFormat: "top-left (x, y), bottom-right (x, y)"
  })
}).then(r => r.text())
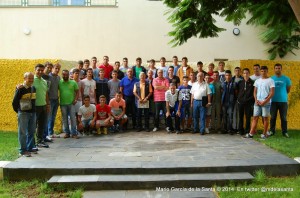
top-left (178, 76), bottom-right (192, 132)
top-left (81, 68), bottom-right (97, 104)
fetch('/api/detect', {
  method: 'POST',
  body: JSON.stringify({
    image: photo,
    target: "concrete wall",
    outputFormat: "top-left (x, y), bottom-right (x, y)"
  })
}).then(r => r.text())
top-left (0, 0), bottom-right (299, 62)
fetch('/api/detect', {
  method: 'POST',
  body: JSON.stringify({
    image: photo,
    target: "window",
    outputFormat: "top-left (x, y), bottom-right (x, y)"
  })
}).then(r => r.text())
top-left (0, 0), bottom-right (117, 7)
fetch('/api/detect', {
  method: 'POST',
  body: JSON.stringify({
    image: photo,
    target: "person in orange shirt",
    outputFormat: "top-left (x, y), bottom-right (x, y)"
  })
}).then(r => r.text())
top-left (176, 57), bottom-right (193, 83)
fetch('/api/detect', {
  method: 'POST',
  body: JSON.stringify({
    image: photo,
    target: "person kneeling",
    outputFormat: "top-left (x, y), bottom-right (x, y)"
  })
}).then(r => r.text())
top-left (109, 92), bottom-right (128, 132)
top-left (96, 95), bottom-right (113, 135)
top-left (78, 95), bottom-right (97, 136)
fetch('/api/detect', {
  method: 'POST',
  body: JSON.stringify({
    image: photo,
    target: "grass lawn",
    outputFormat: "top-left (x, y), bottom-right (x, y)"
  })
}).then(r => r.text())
top-left (218, 130), bottom-right (300, 198)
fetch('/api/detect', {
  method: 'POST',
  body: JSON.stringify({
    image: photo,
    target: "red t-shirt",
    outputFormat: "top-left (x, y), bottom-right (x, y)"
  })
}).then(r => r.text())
top-left (96, 104), bottom-right (111, 120)
top-left (98, 64), bottom-right (113, 79)
top-left (207, 71), bottom-right (214, 82)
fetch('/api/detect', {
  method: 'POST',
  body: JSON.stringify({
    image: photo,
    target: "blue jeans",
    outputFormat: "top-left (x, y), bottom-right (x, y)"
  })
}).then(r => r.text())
top-left (193, 100), bottom-right (206, 133)
top-left (18, 111), bottom-right (36, 153)
top-left (61, 104), bottom-right (77, 135)
top-left (270, 102), bottom-right (288, 134)
top-left (47, 99), bottom-right (59, 136)
top-left (222, 103), bottom-right (234, 131)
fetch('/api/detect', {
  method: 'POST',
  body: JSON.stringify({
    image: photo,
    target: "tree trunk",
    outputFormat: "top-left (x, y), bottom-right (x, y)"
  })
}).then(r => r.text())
top-left (288, 0), bottom-right (300, 23)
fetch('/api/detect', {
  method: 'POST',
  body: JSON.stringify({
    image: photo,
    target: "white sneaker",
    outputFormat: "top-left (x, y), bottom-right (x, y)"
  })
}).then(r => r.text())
top-left (153, 127), bottom-right (158, 132)
top-left (205, 128), bottom-right (210, 134)
top-left (260, 134), bottom-right (267, 140)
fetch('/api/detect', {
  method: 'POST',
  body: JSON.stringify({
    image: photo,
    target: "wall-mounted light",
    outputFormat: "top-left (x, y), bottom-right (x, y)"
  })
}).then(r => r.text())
top-left (23, 28), bottom-right (31, 35)
top-left (233, 28), bottom-right (240, 36)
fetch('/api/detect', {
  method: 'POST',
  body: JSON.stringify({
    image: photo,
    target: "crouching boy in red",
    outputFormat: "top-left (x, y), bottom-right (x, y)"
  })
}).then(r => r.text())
top-left (96, 95), bottom-right (113, 134)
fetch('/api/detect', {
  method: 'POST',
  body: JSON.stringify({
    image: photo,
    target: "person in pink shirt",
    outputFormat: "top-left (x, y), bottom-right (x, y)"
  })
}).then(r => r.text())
top-left (152, 69), bottom-right (169, 131)
top-left (98, 55), bottom-right (113, 79)
top-left (109, 92), bottom-right (128, 132)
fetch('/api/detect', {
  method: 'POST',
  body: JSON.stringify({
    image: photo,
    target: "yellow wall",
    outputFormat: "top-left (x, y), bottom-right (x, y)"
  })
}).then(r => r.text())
top-left (0, 59), bottom-right (299, 132)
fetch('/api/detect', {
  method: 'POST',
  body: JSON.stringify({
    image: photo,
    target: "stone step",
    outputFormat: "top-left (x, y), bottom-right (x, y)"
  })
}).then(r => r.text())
top-left (47, 172), bottom-right (253, 190)
top-left (83, 190), bottom-right (217, 198)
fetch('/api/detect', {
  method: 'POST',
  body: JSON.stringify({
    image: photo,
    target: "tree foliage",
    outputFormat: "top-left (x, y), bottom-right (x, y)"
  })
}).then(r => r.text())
top-left (164, 0), bottom-right (300, 60)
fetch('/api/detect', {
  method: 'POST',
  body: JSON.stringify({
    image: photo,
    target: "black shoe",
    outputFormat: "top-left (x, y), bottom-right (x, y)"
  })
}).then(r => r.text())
top-left (44, 137), bottom-right (53, 143)
top-left (200, 132), bottom-right (205, 135)
top-left (137, 128), bottom-right (143, 132)
top-left (244, 133), bottom-right (253, 138)
top-left (37, 142), bottom-right (49, 148)
top-left (146, 128), bottom-right (151, 132)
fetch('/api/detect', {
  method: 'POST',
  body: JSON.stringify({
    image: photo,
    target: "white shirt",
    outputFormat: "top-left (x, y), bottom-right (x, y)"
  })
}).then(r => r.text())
top-left (78, 104), bottom-right (96, 120)
top-left (250, 74), bottom-right (261, 81)
top-left (188, 80), bottom-right (195, 86)
top-left (81, 78), bottom-right (96, 104)
top-left (165, 89), bottom-right (182, 108)
top-left (190, 81), bottom-right (212, 100)
top-left (254, 77), bottom-right (275, 103)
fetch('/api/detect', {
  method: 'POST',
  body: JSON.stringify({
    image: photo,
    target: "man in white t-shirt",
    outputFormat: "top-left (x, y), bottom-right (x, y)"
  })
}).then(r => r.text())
top-left (81, 68), bottom-right (97, 104)
top-left (250, 64), bottom-right (261, 81)
top-left (245, 66), bottom-right (275, 139)
top-left (78, 95), bottom-right (97, 136)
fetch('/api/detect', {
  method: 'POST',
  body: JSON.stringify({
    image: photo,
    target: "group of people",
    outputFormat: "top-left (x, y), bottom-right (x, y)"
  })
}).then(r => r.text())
top-left (12, 55), bottom-right (291, 157)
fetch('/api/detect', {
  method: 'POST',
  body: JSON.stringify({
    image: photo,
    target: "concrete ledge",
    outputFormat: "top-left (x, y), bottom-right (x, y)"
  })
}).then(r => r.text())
top-left (0, 161), bottom-right (11, 180)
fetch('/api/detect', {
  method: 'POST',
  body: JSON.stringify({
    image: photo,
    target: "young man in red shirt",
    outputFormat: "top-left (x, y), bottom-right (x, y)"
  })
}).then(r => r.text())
top-left (96, 95), bottom-right (113, 135)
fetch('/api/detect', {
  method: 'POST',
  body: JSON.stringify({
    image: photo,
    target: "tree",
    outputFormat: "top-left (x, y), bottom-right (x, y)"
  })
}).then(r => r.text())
top-left (164, 0), bottom-right (300, 60)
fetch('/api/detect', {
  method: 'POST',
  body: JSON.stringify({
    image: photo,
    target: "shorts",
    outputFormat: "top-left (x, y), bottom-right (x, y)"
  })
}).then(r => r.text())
top-left (206, 106), bottom-right (212, 116)
top-left (81, 119), bottom-right (93, 127)
top-left (96, 119), bottom-right (114, 126)
top-left (253, 104), bottom-right (271, 117)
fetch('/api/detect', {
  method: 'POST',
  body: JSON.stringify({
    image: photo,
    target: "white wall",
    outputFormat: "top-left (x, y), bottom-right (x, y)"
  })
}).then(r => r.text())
top-left (0, 0), bottom-right (299, 63)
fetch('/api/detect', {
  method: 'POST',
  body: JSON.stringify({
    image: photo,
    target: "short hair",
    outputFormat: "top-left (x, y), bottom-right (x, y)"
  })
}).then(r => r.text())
top-left (116, 91), bottom-right (122, 95)
top-left (86, 68), bottom-right (93, 72)
top-left (254, 64), bottom-right (260, 68)
top-left (77, 60), bottom-right (83, 65)
top-left (182, 76), bottom-right (189, 80)
top-left (168, 66), bottom-right (174, 70)
top-left (205, 73), bottom-right (210, 77)
top-left (123, 57), bottom-right (128, 61)
top-left (136, 57), bottom-right (142, 61)
top-left (234, 67), bottom-right (241, 70)
top-left (274, 63), bottom-right (282, 68)
top-left (160, 57), bottom-right (166, 61)
top-left (24, 72), bottom-right (34, 78)
top-left (260, 66), bottom-right (268, 70)
top-left (35, 64), bottom-right (45, 70)
top-left (99, 95), bottom-right (106, 99)
top-left (72, 68), bottom-right (80, 73)
top-left (99, 68), bottom-right (104, 72)
top-left (103, 55), bottom-right (109, 59)
top-left (173, 56), bottom-right (178, 59)
top-left (115, 61), bottom-right (120, 65)
top-left (83, 95), bottom-right (90, 100)
top-left (44, 62), bottom-right (53, 67)
top-left (149, 59), bottom-right (155, 63)
top-left (169, 83), bottom-right (176, 87)
top-left (197, 61), bottom-right (203, 65)
top-left (219, 61), bottom-right (225, 65)
top-left (139, 72), bottom-right (146, 78)
top-left (213, 71), bottom-right (219, 74)
top-left (84, 59), bottom-right (90, 64)
top-left (209, 63), bottom-right (215, 67)
top-left (182, 57), bottom-right (188, 61)
top-left (225, 70), bottom-right (232, 74)
top-left (53, 63), bottom-right (61, 68)
top-left (62, 69), bottom-right (69, 73)
top-left (112, 70), bottom-right (118, 74)
top-left (91, 56), bottom-right (97, 60)
top-left (243, 68), bottom-right (250, 73)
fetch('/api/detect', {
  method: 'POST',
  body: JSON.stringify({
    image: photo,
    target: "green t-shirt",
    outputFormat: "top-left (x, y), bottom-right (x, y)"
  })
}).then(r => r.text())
top-left (59, 80), bottom-right (79, 105)
top-left (33, 76), bottom-right (47, 106)
top-left (136, 67), bottom-right (143, 79)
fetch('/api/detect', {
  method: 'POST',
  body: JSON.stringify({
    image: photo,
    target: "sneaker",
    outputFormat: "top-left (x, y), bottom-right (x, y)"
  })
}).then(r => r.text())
top-left (260, 134), bottom-right (268, 140)
top-left (268, 131), bottom-right (275, 136)
top-left (64, 134), bottom-right (70, 139)
top-left (71, 135), bottom-right (79, 139)
top-left (97, 128), bottom-right (101, 135)
top-left (37, 142), bottom-right (49, 148)
top-left (244, 133), bottom-right (253, 138)
top-left (44, 136), bottom-right (53, 142)
top-left (166, 127), bottom-right (172, 133)
top-left (19, 151), bottom-right (31, 157)
top-left (153, 127), bottom-right (158, 132)
top-left (31, 147), bottom-right (38, 152)
top-left (283, 133), bottom-right (290, 138)
top-left (103, 127), bottom-right (108, 135)
top-left (205, 128), bottom-right (210, 134)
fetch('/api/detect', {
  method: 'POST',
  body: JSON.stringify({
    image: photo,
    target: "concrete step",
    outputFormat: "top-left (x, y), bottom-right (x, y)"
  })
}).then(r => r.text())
top-left (83, 190), bottom-right (217, 198)
top-left (47, 172), bottom-right (253, 190)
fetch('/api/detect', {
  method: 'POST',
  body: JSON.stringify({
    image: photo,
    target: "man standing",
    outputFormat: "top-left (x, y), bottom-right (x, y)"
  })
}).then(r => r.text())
top-left (191, 72), bottom-right (212, 135)
top-left (34, 64), bottom-right (50, 148)
top-left (194, 61), bottom-right (207, 77)
top-left (120, 57), bottom-right (131, 76)
top-left (110, 61), bottom-right (124, 80)
top-left (245, 66), bottom-right (275, 139)
top-left (81, 68), bottom-right (97, 104)
top-left (171, 56), bottom-right (181, 76)
top-left (13, 72), bottom-right (36, 157)
top-left (132, 57), bottom-right (147, 79)
top-left (90, 56), bottom-right (99, 79)
top-left (166, 66), bottom-right (180, 87)
top-left (211, 71), bottom-right (222, 133)
top-left (177, 57), bottom-right (193, 81)
top-left (120, 68), bottom-right (139, 130)
top-left (236, 68), bottom-right (254, 135)
top-left (250, 64), bottom-right (261, 81)
top-left (152, 69), bottom-right (169, 131)
top-left (59, 70), bottom-right (79, 139)
top-left (99, 55), bottom-right (113, 79)
top-left (218, 61), bottom-right (226, 84)
top-left (157, 57), bottom-right (169, 78)
top-left (269, 63), bottom-right (291, 138)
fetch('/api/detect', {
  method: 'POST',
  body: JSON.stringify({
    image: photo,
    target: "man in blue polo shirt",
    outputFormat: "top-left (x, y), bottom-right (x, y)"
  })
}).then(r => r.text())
top-left (120, 68), bottom-right (139, 130)
top-left (269, 63), bottom-right (292, 138)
